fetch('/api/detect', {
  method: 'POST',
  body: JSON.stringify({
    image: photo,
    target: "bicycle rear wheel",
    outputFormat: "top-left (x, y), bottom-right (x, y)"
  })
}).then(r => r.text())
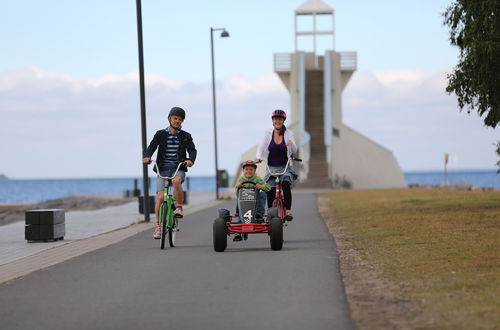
top-left (160, 203), bottom-right (168, 250)
top-left (168, 218), bottom-right (177, 247)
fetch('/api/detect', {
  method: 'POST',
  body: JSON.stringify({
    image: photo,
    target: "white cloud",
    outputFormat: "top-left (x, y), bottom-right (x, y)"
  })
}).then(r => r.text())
top-left (0, 67), bottom-right (497, 179)
top-left (86, 72), bottom-right (185, 89)
top-left (343, 68), bottom-right (498, 171)
top-left (0, 67), bottom-right (289, 178)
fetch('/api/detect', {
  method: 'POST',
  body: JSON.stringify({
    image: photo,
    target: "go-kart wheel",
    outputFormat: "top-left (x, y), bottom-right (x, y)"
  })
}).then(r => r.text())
top-left (269, 217), bottom-right (283, 250)
top-left (213, 218), bottom-right (227, 252)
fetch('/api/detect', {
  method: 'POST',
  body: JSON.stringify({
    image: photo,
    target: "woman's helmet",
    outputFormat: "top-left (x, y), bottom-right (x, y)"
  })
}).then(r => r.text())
top-left (241, 160), bottom-right (257, 169)
top-left (271, 109), bottom-right (286, 121)
top-left (168, 106), bottom-right (185, 120)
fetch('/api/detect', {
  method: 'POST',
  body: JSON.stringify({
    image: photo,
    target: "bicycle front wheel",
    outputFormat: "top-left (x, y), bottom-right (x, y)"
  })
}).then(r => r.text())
top-left (160, 203), bottom-right (168, 250)
top-left (272, 198), bottom-right (285, 220)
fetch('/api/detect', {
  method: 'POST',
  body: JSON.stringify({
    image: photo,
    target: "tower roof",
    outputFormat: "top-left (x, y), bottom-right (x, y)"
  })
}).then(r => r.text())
top-left (295, 0), bottom-right (333, 15)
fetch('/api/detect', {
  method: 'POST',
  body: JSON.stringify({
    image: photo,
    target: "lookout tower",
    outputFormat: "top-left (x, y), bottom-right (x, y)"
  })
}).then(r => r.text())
top-left (237, 0), bottom-right (406, 189)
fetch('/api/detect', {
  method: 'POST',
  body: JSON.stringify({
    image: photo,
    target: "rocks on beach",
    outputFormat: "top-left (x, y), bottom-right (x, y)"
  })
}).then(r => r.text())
top-left (0, 195), bottom-right (133, 226)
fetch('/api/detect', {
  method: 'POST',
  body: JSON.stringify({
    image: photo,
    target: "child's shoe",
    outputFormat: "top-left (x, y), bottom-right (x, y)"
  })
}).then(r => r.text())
top-left (174, 206), bottom-right (183, 218)
top-left (153, 225), bottom-right (161, 239)
top-left (233, 234), bottom-right (243, 242)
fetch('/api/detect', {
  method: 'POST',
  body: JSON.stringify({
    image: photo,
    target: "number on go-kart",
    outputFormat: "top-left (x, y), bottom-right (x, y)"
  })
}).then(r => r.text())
top-left (243, 210), bottom-right (253, 221)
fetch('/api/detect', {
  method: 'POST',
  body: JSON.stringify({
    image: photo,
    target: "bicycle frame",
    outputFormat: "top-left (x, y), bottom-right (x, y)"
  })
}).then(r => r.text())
top-left (266, 157), bottom-right (297, 220)
top-left (152, 161), bottom-right (184, 248)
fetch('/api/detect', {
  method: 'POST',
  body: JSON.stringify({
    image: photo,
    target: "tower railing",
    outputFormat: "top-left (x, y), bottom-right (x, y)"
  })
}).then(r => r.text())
top-left (274, 53), bottom-right (292, 72)
top-left (340, 52), bottom-right (357, 71)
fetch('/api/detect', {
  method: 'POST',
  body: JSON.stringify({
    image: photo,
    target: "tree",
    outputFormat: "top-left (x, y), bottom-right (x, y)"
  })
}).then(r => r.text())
top-left (443, 0), bottom-right (500, 128)
top-left (496, 141), bottom-right (500, 173)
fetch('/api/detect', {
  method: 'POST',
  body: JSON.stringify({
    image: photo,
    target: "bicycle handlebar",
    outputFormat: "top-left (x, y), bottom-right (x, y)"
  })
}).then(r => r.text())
top-left (150, 160), bottom-right (185, 180)
top-left (266, 157), bottom-right (302, 177)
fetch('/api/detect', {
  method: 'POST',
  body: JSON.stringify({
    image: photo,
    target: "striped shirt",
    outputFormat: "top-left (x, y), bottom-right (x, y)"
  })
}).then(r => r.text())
top-left (162, 128), bottom-right (180, 168)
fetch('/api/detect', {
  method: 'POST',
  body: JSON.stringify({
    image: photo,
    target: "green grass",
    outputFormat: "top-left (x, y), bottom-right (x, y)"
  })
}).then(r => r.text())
top-left (322, 188), bottom-right (500, 329)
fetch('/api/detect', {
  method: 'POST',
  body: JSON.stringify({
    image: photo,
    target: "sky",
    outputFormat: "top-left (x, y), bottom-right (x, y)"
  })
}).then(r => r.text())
top-left (1, 0), bottom-right (498, 179)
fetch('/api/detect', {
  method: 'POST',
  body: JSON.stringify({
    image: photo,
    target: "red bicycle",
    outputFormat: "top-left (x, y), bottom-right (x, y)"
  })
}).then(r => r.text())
top-left (266, 156), bottom-right (302, 222)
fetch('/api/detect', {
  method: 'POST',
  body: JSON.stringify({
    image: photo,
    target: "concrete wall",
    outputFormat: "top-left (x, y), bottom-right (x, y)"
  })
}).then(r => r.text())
top-left (330, 124), bottom-right (407, 189)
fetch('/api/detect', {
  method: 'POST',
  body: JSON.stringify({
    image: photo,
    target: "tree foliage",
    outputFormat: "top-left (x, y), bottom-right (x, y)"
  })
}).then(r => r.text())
top-left (443, 0), bottom-right (500, 128)
top-left (496, 141), bottom-right (500, 173)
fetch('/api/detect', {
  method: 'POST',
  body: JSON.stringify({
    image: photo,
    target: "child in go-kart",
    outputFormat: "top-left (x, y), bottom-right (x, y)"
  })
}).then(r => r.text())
top-left (234, 160), bottom-right (271, 241)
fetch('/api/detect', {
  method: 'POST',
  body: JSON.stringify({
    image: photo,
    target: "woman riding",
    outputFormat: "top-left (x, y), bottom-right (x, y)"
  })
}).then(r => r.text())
top-left (255, 109), bottom-right (298, 220)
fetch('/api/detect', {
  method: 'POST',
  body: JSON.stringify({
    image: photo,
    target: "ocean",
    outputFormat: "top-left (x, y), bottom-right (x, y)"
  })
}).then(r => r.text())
top-left (0, 170), bottom-right (498, 203)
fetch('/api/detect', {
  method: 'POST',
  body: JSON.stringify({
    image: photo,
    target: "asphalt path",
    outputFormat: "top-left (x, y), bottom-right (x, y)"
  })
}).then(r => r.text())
top-left (0, 192), bottom-right (355, 330)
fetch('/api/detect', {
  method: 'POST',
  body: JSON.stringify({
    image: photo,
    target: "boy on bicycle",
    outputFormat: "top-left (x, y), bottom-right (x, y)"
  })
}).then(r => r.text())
top-left (234, 160), bottom-right (270, 241)
top-left (143, 106), bottom-right (197, 239)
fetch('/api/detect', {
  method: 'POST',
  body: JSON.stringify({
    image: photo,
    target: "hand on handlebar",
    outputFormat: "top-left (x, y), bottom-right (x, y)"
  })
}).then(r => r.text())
top-left (143, 157), bottom-right (151, 164)
top-left (184, 160), bottom-right (194, 167)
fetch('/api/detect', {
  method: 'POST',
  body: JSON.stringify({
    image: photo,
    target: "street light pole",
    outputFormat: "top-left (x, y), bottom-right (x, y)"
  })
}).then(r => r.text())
top-left (210, 27), bottom-right (229, 200)
top-left (136, 0), bottom-right (150, 220)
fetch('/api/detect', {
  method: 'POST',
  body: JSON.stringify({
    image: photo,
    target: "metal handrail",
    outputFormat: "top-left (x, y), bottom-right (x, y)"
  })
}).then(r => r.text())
top-left (274, 53), bottom-right (292, 72)
top-left (340, 52), bottom-right (357, 71)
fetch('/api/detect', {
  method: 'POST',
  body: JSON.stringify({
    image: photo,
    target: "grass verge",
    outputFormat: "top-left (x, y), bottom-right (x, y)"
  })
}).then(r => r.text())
top-left (320, 188), bottom-right (500, 329)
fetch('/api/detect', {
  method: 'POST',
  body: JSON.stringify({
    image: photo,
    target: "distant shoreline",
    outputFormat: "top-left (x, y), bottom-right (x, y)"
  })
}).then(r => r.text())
top-left (1, 170), bottom-right (498, 204)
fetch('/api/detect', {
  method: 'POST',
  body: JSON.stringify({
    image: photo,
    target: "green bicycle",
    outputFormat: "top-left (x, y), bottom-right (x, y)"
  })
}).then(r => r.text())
top-left (151, 160), bottom-right (185, 249)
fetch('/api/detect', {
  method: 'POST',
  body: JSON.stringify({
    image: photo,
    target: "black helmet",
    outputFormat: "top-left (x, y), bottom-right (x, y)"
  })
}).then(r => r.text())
top-left (168, 106), bottom-right (185, 120)
top-left (271, 109), bottom-right (286, 121)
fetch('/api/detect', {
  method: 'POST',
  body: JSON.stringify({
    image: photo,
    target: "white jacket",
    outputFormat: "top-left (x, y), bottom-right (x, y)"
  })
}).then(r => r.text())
top-left (256, 128), bottom-right (298, 161)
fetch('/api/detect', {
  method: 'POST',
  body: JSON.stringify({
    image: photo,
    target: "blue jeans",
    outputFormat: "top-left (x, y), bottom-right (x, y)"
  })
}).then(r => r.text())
top-left (157, 165), bottom-right (186, 192)
top-left (257, 191), bottom-right (266, 215)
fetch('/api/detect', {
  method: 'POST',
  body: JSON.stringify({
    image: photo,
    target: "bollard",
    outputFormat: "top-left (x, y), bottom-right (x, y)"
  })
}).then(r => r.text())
top-left (138, 195), bottom-right (155, 214)
top-left (133, 178), bottom-right (141, 197)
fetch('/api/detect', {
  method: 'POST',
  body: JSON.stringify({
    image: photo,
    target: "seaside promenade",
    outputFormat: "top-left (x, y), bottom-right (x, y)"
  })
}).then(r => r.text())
top-left (0, 192), bottom-right (221, 284)
top-left (0, 190), bottom-right (355, 330)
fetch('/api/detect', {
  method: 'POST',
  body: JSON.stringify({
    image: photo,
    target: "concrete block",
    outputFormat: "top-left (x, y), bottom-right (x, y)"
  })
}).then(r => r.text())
top-left (25, 209), bottom-right (65, 241)
top-left (25, 225), bottom-right (40, 240)
top-left (25, 209), bottom-right (65, 225)
top-left (39, 223), bottom-right (65, 240)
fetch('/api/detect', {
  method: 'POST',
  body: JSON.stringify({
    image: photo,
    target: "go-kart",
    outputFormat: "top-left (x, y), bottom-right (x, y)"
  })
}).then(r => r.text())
top-left (212, 181), bottom-right (283, 252)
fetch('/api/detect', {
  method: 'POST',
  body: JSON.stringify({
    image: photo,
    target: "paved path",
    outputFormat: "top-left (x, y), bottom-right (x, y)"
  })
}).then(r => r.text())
top-left (0, 192), bottom-right (355, 330)
top-left (0, 192), bottom-right (220, 283)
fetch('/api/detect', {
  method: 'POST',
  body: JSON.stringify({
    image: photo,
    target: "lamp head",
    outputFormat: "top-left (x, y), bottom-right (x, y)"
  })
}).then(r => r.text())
top-left (220, 30), bottom-right (229, 37)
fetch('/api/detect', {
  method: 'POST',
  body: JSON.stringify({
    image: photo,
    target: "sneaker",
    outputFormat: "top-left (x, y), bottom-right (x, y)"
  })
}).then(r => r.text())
top-left (153, 225), bottom-right (161, 239)
top-left (233, 234), bottom-right (243, 242)
top-left (174, 207), bottom-right (183, 218)
top-left (255, 213), bottom-right (263, 222)
top-left (284, 210), bottom-right (293, 221)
